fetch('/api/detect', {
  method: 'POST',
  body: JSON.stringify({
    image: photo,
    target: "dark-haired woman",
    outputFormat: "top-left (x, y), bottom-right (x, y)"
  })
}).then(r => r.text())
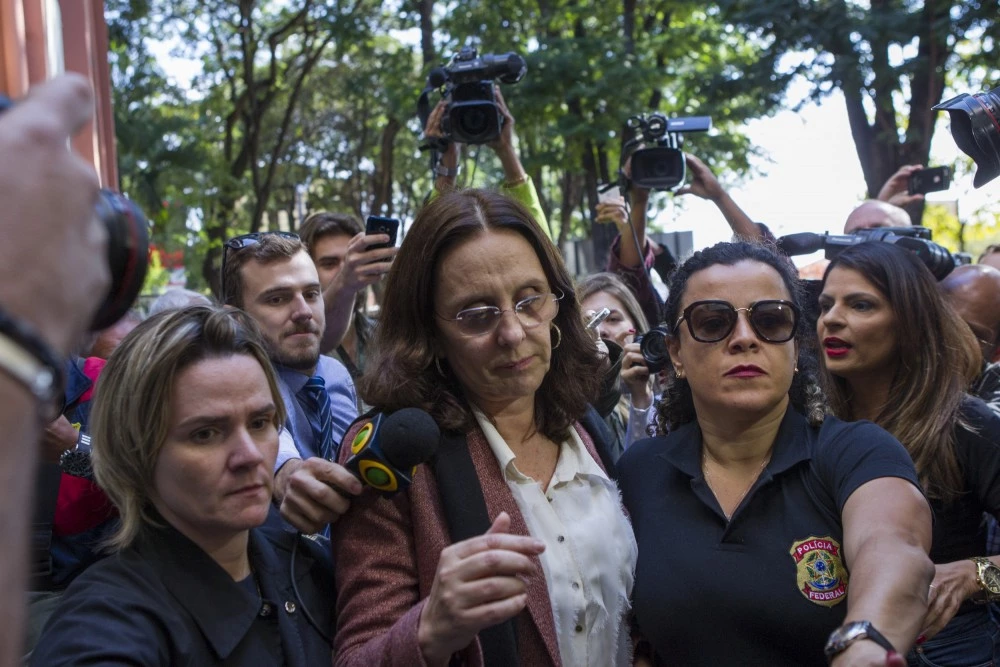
top-left (618, 241), bottom-right (933, 666)
top-left (818, 241), bottom-right (1000, 667)
top-left (332, 189), bottom-right (635, 666)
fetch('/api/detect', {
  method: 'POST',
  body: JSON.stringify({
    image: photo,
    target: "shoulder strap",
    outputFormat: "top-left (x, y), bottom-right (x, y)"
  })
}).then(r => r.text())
top-left (581, 404), bottom-right (620, 481)
top-left (432, 430), bottom-right (519, 667)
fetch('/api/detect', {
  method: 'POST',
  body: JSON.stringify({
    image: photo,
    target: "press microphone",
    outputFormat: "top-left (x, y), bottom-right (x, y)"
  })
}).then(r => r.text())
top-left (427, 67), bottom-right (449, 89)
top-left (345, 408), bottom-right (440, 496)
top-left (776, 232), bottom-right (826, 256)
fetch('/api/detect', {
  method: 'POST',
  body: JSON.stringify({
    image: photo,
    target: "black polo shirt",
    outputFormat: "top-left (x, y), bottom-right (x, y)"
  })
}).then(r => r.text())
top-left (618, 407), bottom-right (921, 666)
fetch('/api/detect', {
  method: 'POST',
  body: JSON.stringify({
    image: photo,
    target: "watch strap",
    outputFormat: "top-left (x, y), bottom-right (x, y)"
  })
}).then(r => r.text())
top-left (0, 306), bottom-right (64, 420)
top-left (825, 621), bottom-right (896, 662)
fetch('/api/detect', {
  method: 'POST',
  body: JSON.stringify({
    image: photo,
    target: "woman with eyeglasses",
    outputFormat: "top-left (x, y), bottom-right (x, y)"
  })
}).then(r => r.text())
top-left (331, 189), bottom-right (635, 666)
top-left (818, 241), bottom-right (1000, 667)
top-left (618, 241), bottom-right (933, 667)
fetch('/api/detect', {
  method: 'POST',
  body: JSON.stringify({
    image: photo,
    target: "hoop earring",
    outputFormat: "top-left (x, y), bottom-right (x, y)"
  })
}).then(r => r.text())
top-left (551, 324), bottom-right (562, 350)
top-left (434, 356), bottom-right (446, 376)
top-left (794, 365), bottom-right (799, 373)
top-left (675, 368), bottom-right (685, 380)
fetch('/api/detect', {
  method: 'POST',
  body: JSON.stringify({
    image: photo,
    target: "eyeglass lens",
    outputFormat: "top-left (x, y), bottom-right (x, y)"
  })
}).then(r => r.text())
top-left (687, 301), bottom-right (797, 342)
top-left (456, 293), bottom-right (560, 336)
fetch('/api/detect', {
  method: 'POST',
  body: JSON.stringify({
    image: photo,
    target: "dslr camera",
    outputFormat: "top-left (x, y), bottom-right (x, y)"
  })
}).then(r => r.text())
top-left (934, 85), bottom-right (1000, 189)
top-left (423, 46), bottom-right (527, 145)
top-left (632, 326), bottom-right (672, 374)
top-left (623, 113), bottom-right (712, 191)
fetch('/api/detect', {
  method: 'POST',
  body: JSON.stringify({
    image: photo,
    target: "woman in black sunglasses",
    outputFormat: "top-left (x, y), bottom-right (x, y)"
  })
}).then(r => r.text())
top-left (618, 241), bottom-right (934, 667)
top-left (818, 241), bottom-right (1000, 667)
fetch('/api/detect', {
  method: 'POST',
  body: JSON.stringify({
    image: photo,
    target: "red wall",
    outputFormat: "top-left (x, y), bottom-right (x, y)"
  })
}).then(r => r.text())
top-left (0, 0), bottom-right (117, 187)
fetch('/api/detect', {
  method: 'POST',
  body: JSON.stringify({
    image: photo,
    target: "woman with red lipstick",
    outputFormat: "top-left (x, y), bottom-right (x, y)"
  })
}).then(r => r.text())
top-left (332, 189), bottom-right (635, 667)
top-left (818, 241), bottom-right (1000, 667)
top-left (618, 241), bottom-right (933, 667)
top-left (31, 306), bottom-right (336, 666)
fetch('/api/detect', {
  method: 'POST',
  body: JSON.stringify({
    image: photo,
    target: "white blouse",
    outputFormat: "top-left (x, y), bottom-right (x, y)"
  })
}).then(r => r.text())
top-left (472, 408), bottom-right (637, 667)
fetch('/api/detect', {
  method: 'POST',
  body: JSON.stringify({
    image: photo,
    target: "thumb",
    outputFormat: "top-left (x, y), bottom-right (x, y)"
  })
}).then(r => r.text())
top-left (486, 511), bottom-right (512, 535)
top-left (676, 186), bottom-right (693, 196)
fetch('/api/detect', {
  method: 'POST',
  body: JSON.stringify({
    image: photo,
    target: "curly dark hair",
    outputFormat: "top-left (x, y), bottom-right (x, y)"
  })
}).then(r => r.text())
top-left (655, 240), bottom-right (826, 433)
top-left (359, 189), bottom-right (604, 439)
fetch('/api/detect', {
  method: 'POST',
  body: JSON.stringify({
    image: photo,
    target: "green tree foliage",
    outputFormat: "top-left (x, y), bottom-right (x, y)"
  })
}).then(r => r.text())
top-left (717, 0), bottom-right (999, 223)
top-left (107, 0), bottom-right (207, 292)
top-left (112, 0), bottom-right (807, 291)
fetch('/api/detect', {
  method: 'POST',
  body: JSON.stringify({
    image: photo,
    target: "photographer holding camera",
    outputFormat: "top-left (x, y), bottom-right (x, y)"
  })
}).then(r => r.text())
top-left (0, 73), bottom-right (110, 667)
top-left (420, 47), bottom-right (551, 239)
top-left (423, 88), bottom-right (551, 237)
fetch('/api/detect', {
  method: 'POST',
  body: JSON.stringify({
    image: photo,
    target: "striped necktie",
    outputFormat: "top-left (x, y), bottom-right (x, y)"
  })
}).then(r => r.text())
top-left (296, 376), bottom-right (337, 460)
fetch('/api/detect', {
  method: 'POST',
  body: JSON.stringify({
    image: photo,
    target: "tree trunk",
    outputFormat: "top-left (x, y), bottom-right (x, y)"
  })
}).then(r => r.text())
top-left (372, 117), bottom-right (402, 215)
top-left (416, 0), bottom-right (435, 66)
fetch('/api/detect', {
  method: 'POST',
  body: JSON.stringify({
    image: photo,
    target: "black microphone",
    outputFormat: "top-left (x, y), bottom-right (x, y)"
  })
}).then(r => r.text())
top-left (427, 67), bottom-right (449, 89)
top-left (345, 408), bottom-right (440, 496)
top-left (776, 232), bottom-right (827, 256)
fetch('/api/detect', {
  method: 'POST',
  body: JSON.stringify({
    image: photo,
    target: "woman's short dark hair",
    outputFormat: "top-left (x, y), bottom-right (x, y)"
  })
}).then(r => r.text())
top-left (821, 241), bottom-right (980, 499)
top-left (360, 189), bottom-right (603, 439)
top-left (656, 241), bottom-right (826, 432)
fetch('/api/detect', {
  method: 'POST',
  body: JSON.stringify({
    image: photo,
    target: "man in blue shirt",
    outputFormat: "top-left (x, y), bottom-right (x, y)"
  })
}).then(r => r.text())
top-left (222, 232), bottom-right (362, 534)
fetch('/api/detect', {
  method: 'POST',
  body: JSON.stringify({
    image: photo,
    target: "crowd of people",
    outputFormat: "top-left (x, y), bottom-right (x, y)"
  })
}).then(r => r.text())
top-left (6, 72), bottom-right (1000, 667)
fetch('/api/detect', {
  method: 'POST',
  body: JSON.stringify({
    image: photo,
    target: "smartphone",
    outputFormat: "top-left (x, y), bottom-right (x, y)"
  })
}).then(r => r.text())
top-left (908, 166), bottom-right (952, 195)
top-left (586, 307), bottom-right (612, 330)
top-left (365, 215), bottom-right (400, 250)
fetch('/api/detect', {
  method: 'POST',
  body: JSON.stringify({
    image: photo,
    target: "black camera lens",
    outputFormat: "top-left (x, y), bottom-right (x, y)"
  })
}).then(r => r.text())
top-left (449, 99), bottom-right (503, 144)
top-left (91, 190), bottom-right (149, 330)
top-left (934, 87), bottom-right (1000, 188)
top-left (630, 147), bottom-right (686, 190)
top-left (635, 326), bottom-right (672, 374)
top-left (459, 107), bottom-right (489, 136)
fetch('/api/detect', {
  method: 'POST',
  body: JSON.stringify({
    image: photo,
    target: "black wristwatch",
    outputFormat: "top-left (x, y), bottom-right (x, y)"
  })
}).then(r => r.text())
top-left (824, 621), bottom-right (896, 663)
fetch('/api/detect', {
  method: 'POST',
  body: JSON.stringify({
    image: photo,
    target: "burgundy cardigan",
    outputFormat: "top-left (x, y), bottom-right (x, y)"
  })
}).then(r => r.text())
top-left (331, 418), bottom-right (610, 667)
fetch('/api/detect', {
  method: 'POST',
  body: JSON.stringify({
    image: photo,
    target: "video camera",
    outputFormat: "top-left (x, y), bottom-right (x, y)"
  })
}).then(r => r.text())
top-left (0, 95), bottom-right (149, 330)
top-left (420, 46), bottom-right (527, 145)
top-left (934, 86), bottom-right (1000, 189)
top-left (776, 226), bottom-right (960, 281)
top-left (621, 113), bottom-right (712, 191)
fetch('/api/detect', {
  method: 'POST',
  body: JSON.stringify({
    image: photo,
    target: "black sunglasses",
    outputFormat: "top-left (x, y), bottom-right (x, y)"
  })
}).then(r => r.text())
top-left (674, 299), bottom-right (800, 343)
top-left (220, 232), bottom-right (300, 302)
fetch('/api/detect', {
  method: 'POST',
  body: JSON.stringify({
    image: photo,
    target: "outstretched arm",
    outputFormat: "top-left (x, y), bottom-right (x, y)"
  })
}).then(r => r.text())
top-left (677, 154), bottom-right (761, 241)
top-left (831, 477), bottom-right (933, 666)
top-left (489, 88), bottom-right (551, 238)
top-left (877, 164), bottom-right (925, 208)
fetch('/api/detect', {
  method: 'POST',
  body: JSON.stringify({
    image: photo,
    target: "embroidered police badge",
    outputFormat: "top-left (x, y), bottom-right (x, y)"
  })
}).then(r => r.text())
top-left (789, 536), bottom-right (848, 607)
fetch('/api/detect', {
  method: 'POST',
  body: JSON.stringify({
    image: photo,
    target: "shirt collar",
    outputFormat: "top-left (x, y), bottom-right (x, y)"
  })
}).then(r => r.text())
top-left (134, 519), bottom-right (284, 660)
top-left (471, 406), bottom-right (524, 481)
top-left (471, 406), bottom-right (606, 486)
top-left (275, 362), bottom-right (312, 393)
top-left (658, 405), bottom-right (813, 478)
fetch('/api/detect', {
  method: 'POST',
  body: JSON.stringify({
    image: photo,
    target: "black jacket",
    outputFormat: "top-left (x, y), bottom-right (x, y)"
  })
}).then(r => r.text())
top-left (31, 517), bottom-right (334, 666)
